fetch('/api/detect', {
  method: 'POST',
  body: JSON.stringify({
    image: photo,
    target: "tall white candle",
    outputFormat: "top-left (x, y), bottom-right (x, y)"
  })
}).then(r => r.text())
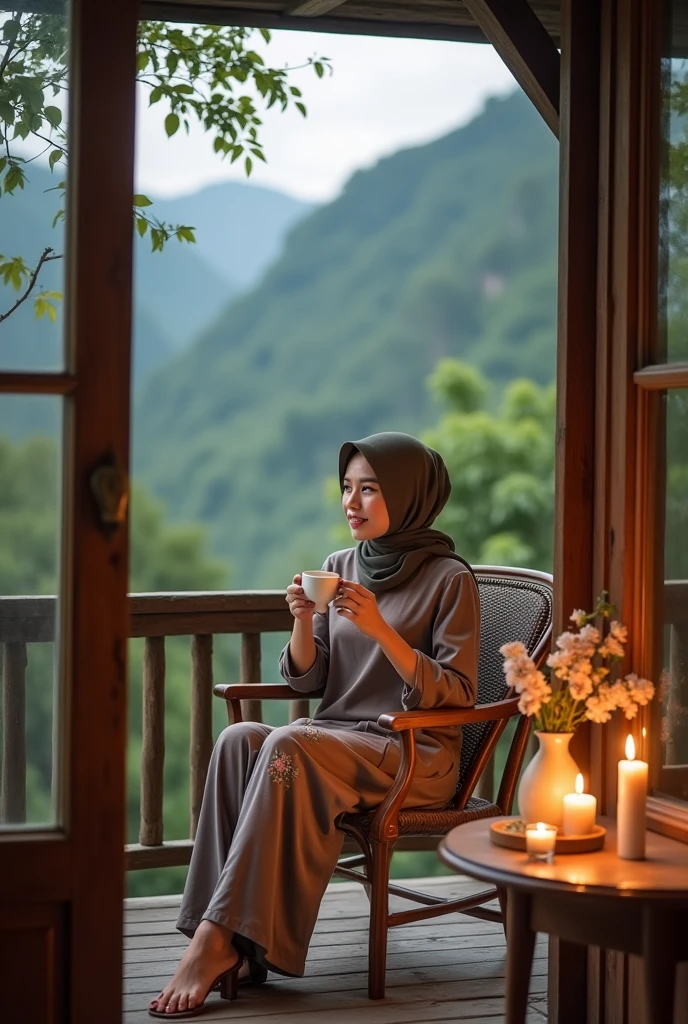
top-left (563, 773), bottom-right (597, 836)
top-left (617, 735), bottom-right (648, 860)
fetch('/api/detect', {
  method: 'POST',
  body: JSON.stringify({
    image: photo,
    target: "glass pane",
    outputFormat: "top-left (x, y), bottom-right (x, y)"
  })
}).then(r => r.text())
top-left (0, 5), bottom-right (69, 371)
top-left (0, 395), bottom-right (63, 829)
top-left (655, 389), bottom-right (688, 801)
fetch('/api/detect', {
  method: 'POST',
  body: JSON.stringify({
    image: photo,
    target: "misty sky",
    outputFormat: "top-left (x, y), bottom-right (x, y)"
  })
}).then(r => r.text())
top-left (134, 31), bottom-right (516, 203)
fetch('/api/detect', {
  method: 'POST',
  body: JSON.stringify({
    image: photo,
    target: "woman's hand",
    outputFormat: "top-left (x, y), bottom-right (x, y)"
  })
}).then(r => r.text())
top-left (333, 580), bottom-right (388, 641)
top-left (286, 574), bottom-right (315, 622)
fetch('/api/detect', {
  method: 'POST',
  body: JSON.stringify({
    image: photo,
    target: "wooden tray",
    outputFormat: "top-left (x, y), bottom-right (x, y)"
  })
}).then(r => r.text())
top-left (490, 818), bottom-right (606, 854)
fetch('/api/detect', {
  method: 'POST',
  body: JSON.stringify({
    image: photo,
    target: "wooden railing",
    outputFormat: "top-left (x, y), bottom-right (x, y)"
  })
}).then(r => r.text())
top-left (0, 591), bottom-right (303, 869)
top-left (2, 582), bottom-right (688, 865)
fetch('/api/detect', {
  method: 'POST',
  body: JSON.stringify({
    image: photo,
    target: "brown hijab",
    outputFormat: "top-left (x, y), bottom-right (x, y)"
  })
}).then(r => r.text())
top-left (338, 432), bottom-right (474, 594)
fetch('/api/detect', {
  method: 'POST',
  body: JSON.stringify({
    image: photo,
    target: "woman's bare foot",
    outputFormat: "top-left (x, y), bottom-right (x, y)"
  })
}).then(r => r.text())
top-left (149, 920), bottom-right (240, 1015)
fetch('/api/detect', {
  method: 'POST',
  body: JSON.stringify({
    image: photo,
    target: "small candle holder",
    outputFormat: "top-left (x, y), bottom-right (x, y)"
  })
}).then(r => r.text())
top-left (525, 822), bottom-right (557, 863)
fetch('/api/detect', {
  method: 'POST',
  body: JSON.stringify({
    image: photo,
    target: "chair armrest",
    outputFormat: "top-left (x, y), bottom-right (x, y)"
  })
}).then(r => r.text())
top-left (213, 683), bottom-right (322, 701)
top-left (211, 684), bottom-right (325, 700)
top-left (377, 696), bottom-right (520, 732)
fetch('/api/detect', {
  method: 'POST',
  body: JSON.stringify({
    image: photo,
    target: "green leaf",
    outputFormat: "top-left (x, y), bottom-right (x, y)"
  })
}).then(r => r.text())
top-left (314, 62), bottom-right (325, 79)
top-left (136, 217), bottom-right (148, 237)
top-left (48, 149), bottom-right (62, 170)
top-left (296, 102), bottom-right (307, 118)
top-left (2, 19), bottom-right (20, 43)
top-left (44, 106), bottom-right (63, 127)
top-left (133, 194), bottom-right (153, 207)
top-left (0, 100), bottom-right (14, 125)
top-left (175, 226), bottom-right (196, 243)
top-left (164, 112), bottom-right (180, 137)
top-left (136, 51), bottom-right (149, 72)
top-left (52, 209), bottom-right (65, 229)
top-left (166, 52), bottom-right (179, 76)
top-left (245, 155), bottom-right (252, 176)
top-left (4, 165), bottom-right (25, 194)
top-left (149, 86), bottom-right (163, 105)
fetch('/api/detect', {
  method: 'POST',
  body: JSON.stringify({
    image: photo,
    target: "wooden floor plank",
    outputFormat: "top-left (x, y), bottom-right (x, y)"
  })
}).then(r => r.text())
top-left (122, 877), bottom-right (547, 1023)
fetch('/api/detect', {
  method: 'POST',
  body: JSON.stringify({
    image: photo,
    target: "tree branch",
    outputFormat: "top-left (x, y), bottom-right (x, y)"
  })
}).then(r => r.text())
top-left (0, 248), bottom-right (63, 325)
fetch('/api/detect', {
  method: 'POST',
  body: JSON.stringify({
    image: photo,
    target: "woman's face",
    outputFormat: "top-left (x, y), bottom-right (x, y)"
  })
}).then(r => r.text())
top-left (341, 452), bottom-right (390, 541)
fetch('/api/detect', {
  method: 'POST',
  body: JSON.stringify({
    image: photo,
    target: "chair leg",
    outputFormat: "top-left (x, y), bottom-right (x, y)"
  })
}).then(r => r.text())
top-left (367, 841), bottom-right (392, 1000)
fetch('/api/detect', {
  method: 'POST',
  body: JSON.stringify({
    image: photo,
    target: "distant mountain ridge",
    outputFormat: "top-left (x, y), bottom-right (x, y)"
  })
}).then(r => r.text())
top-left (134, 90), bottom-right (559, 588)
top-left (148, 182), bottom-right (313, 291)
top-left (0, 169), bottom-right (312, 397)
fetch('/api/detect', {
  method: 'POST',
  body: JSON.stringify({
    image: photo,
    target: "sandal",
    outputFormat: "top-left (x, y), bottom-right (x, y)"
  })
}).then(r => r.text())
top-left (212, 959), bottom-right (268, 992)
top-left (148, 955), bottom-right (245, 1019)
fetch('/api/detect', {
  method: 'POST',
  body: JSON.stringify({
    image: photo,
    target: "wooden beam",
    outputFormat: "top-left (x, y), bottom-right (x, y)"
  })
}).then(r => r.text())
top-left (462, 0), bottom-right (560, 137)
top-left (548, 0), bottom-right (601, 1018)
top-left (140, 2), bottom-right (490, 45)
top-left (290, 0), bottom-right (348, 16)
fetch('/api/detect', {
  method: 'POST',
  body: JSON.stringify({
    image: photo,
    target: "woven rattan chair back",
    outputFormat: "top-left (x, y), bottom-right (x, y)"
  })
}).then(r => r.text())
top-left (456, 568), bottom-right (553, 800)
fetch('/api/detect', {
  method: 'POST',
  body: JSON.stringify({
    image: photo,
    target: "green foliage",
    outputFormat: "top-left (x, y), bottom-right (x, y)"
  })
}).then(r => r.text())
top-left (134, 91), bottom-right (560, 589)
top-left (425, 361), bottom-right (555, 569)
top-left (0, 12), bottom-right (328, 321)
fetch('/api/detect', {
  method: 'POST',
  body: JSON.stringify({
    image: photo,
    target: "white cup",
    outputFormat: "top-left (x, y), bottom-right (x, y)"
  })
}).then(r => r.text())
top-left (301, 570), bottom-right (340, 613)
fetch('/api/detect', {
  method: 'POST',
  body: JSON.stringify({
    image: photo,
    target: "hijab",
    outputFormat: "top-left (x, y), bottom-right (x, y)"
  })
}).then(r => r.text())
top-left (338, 431), bottom-right (475, 594)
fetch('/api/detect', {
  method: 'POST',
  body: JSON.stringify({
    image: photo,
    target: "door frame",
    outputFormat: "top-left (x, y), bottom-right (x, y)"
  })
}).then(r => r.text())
top-left (0, 1), bottom-right (138, 1020)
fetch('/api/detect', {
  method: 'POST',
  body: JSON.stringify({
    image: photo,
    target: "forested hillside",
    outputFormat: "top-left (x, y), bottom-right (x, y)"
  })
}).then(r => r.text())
top-left (134, 90), bottom-right (559, 587)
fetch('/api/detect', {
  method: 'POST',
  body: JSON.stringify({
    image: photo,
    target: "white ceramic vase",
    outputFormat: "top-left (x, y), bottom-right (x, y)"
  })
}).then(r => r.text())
top-left (517, 731), bottom-right (580, 828)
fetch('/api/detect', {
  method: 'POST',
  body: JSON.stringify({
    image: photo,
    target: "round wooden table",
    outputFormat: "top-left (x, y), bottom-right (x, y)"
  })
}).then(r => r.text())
top-left (439, 816), bottom-right (688, 1024)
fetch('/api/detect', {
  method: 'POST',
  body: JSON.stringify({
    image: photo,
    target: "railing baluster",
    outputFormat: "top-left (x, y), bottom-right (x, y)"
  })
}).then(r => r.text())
top-left (1, 641), bottom-right (27, 824)
top-left (289, 698), bottom-right (311, 723)
top-left (140, 636), bottom-right (165, 847)
top-left (240, 633), bottom-right (263, 723)
top-left (190, 634), bottom-right (213, 839)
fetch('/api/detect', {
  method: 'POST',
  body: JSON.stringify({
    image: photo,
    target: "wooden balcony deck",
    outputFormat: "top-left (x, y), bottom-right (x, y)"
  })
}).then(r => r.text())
top-left (123, 876), bottom-right (548, 1023)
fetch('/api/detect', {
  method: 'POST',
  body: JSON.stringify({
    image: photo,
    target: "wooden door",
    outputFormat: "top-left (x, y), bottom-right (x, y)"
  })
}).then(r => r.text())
top-left (0, 1), bottom-right (138, 1021)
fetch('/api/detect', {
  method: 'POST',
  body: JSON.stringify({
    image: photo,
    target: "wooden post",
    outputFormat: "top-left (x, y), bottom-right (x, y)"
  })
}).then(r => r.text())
top-left (550, 0), bottom-right (601, 1019)
top-left (666, 622), bottom-right (688, 765)
top-left (240, 633), bottom-right (263, 723)
top-left (190, 635), bottom-right (213, 839)
top-left (1, 641), bottom-right (27, 824)
top-left (289, 698), bottom-right (311, 723)
top-left (140, 637), bottom-right (165, 847)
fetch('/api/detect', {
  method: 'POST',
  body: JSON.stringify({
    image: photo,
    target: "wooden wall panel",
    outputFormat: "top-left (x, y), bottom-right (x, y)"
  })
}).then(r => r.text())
top-left (0, 905), bottom-right (65, 1024)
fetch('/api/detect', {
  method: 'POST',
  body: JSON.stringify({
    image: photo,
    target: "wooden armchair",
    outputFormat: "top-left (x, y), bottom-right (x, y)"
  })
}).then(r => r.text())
top-left (214, 565), bottom-right (553, 1000)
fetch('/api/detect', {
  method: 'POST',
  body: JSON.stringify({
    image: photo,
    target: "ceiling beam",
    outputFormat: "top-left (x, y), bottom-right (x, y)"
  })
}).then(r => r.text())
top-left (461, 0), bottom-right (560, 138)
top-left (289, 0), bottom-right (349, 15)
top-left (141, 2), bottom-right (490, 44)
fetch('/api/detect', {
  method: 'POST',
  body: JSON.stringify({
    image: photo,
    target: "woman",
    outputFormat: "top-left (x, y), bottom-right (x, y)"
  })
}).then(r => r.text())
top-left (149, 431), bottom-right (479, 1018)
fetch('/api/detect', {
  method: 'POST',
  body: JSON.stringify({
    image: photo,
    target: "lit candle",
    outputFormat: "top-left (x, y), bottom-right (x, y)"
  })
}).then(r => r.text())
top-left (525, 822), bottom-right (557, 863)
top-left (562, 773), bottom-right (597, 836)
top-left (617, 735), bottom-right (648, 860)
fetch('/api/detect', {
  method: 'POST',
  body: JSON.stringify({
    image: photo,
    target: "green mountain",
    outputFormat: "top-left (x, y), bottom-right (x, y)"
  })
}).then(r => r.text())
top-left (0, 168), bottom-right (312, 389)
top-left (134, 90), bottom-right (559, 589)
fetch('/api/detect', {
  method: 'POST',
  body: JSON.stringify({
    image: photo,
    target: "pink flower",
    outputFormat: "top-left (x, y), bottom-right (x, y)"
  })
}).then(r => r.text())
top-left (570, 609), bottom-right (587, 628)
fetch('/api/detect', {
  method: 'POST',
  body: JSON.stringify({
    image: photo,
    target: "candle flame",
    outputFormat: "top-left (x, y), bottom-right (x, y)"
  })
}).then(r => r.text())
top-left (536, 822), bottom-right (547, 832)
top-left (575, 773), bottom-right (584, 795)
top-left (625, 734), bottom-right (635, 760)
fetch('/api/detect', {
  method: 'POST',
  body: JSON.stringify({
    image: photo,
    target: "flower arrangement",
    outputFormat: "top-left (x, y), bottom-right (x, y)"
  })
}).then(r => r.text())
top-left (499, 593), bottom-right (655, 733)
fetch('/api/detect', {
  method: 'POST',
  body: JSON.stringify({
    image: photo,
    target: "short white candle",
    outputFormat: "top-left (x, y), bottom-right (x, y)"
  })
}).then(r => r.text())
top-left (562, 773), bottom-right (597, 836)
top-left (525, 822), bottom-right (557, 861)
top-left (617, 735), bottom-right (648, 860)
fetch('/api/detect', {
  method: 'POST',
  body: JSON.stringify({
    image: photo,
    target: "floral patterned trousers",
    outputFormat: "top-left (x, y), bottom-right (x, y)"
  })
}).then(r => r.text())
top-left (176, 719), bottom-right (455, 977)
